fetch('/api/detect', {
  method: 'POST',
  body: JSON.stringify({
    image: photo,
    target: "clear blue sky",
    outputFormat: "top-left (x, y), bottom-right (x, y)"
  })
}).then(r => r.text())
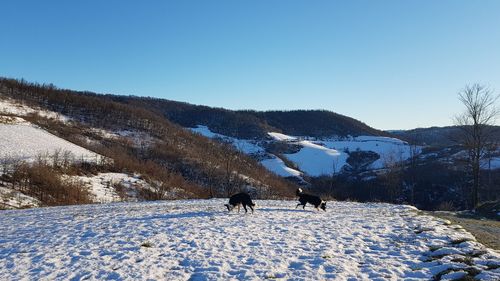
top-left (1, 1), bottom-right (499, 130)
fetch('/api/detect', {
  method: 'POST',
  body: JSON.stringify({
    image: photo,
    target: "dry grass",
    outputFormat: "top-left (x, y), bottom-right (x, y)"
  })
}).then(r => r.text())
top-left (430, 212), bottom-right (500, 251)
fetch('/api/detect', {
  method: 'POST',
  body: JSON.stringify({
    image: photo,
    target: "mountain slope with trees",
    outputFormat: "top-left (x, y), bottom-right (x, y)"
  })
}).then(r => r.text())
top-left (107, 96), bottom-right (388, 139)
top-left (0, 77), bottom-right (296, 206)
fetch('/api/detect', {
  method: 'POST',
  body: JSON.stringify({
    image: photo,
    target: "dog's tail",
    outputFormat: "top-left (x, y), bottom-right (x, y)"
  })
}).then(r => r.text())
top-left (296, 188), bottom-right (303, 196)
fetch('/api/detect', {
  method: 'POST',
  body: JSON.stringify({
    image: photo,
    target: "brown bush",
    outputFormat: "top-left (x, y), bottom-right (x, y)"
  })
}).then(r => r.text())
top-left (9, 161), bottom-right (92, 206)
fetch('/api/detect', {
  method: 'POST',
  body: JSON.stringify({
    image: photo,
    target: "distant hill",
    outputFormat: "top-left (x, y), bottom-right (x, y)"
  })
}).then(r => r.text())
top-left (107, 96), bottom-right (388, 139)
top-left (390, 126), bottom-right (500, 146)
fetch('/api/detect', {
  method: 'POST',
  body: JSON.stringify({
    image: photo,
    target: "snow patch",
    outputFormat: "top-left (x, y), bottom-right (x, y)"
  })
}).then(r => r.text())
top-left (0, 187), bottom-right (40, 209)
top-left (0, 97), bottom-right (70, 122)
top-left (267, 132), bottom-right (297, 141)
top-left (260, 156), bottom-right (302, 177)
top-left (483, 157), bottom-right (500, 170)
top-left (190, 125), bottom-right (264, 154)
top-left (91, 128), bottom-right (154, 148)
top-left (67, 173), bottom-right (152, 203)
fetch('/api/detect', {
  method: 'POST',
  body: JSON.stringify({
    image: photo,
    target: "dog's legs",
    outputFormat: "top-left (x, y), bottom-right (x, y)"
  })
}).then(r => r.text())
top-left (237, 204), bottom-right (240, 213)
top-left (303, 204), bottom-right (306, 210)
top-left (243, 204), bottom-right (248, 213)
top-left (295, 203), bottom-right (302, 209)
top-left (249, 205), bottom-right (254, 213)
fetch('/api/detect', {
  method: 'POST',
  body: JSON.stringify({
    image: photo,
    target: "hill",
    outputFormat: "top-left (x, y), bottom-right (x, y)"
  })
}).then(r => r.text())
top-left (0, 78), bottom-right (296, 208)
top-left (390, 126), bottom-right (500, 147)
top-left (107, 96), bottom-right (388, 139)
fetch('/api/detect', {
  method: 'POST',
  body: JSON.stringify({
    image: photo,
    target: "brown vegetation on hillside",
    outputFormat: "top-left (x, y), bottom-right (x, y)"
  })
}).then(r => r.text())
top-left (0, 77), bottom-right (296, 201)
top-left (2, 157), bottom-right (93, 206)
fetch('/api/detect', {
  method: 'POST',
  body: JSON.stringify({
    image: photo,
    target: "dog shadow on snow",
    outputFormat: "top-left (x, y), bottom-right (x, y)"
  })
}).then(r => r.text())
top-left (121, 211), bottom-right (214, 222)
top-left (256, 208), bottom-right (317, 213)
top-left (121, 207), bottom-right (318, 222)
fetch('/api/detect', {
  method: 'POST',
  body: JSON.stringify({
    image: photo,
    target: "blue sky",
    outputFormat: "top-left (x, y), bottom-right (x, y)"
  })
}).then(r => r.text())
top-left (1, 1), bottom-right (499, 130)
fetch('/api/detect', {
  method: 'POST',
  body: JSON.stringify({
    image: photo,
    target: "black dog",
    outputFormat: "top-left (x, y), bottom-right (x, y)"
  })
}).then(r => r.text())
top-left (296, 188), bottom-right (326, 211)
top-left (225, 192), bottom-right (255, 213)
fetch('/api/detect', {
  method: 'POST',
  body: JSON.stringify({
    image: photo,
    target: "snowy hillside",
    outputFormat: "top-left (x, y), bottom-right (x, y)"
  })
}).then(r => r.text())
top-left (319, 136), bottom-right (417, 169)
top-left (0, 98), bottom-right (156, 207)
top-left (1, 200), bottom-right (498, 280)
top-left (0, 98), bottom-right (99, 163)
top-left (65, 173), bottom-right (151, 203)
top-left (0, 98), bottom-right (69, 122)
top-left (0, 119), bottom-right (99, 163)
top-left (269, 133), bottom-right (417, 175)
top-left (191, 125), bottom-right (416, 178)
top-left (190, 125), bottom-right (303, 178)
top-left (190, 125), bottom-right (265, 155)
top-left (260, 157), bottom-right (302, 178)
top-left (281, 138), bottom-right (347, 177)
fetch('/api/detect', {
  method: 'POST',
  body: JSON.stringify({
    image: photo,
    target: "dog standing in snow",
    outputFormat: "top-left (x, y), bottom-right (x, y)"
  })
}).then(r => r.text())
top-left (225, 192), bottom-right (255, 213)
top-left (296, 188), bottom-right (326, 211)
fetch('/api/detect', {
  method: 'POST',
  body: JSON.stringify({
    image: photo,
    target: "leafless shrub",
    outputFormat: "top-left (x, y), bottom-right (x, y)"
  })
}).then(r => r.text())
top-left (436, 201), bottom-right (455, 211)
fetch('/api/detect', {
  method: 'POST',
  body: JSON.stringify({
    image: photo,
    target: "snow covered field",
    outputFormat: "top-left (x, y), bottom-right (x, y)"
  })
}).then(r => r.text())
top-left (1, 200), bottom-right (498, 280)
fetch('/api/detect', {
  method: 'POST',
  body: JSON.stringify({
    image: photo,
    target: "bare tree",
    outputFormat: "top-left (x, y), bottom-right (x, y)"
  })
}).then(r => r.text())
top-left (330, 156), bottom-right (339, 196)
top-left (406, 132), bottom-right (421, 205)
top-left (454, 84), bottom-right (499, 209)
top-left (382, 149), bottom-right (405, 202)
top-left (219, 142), bottom-right (240, 197)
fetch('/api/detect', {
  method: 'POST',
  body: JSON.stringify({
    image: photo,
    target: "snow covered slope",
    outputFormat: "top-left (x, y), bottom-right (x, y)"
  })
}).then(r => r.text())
top-left (271, 133), bottom-right (416, 176)
top-left (320, 136), bottom-right (416, 169)
top-left (0, 120), bottom-right (99, 162)
top-left (190, 125), bottom-right (303, 178)
top-left (260, 156), bottom-right (302, 178)
top-left (191, 125), bottom-right (416, 178)
top-left (283, 139), bottom-right (348, 177)
top-left (0, 97), bottom-right (98, 162)
top-left (65, 173), bottom-right (152, 203)
top-left (190, 125), bottom-right (264, 154)
top-left (1, 200), bottom-right (498, 280)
